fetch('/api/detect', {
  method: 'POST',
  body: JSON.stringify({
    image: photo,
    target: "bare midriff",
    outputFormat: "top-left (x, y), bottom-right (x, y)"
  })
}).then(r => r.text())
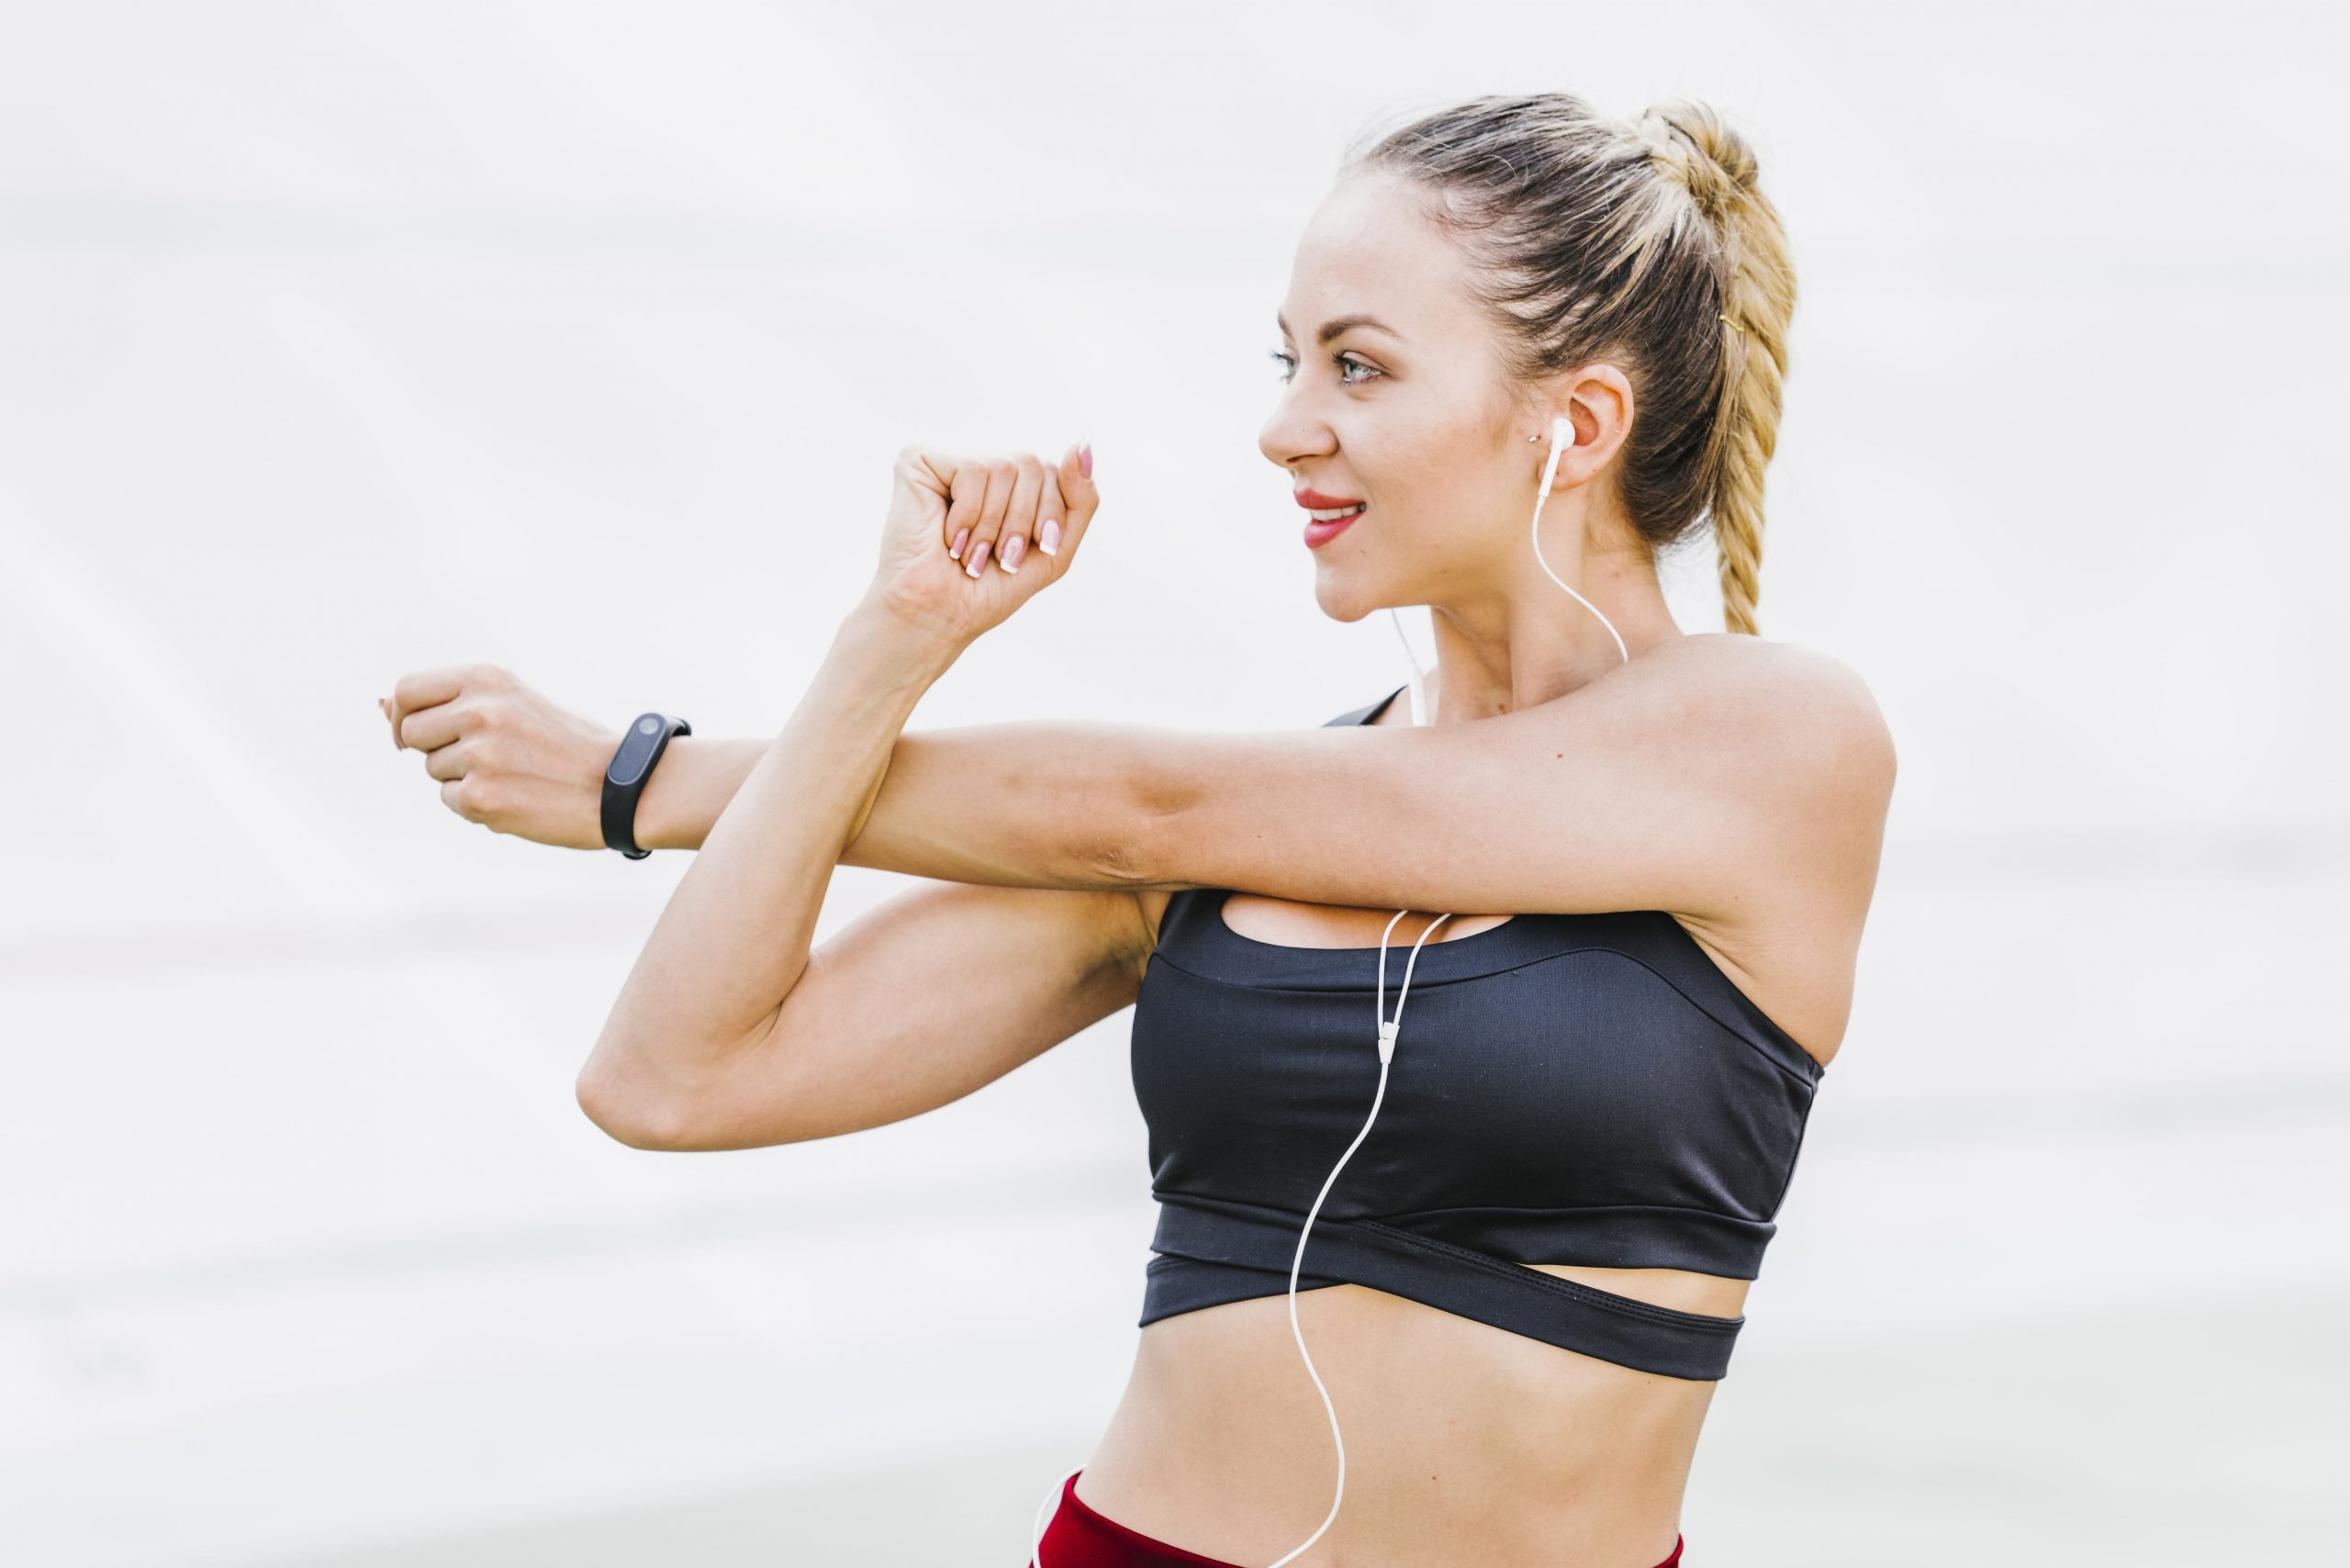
top-left (1074, 1261), bottom-right (1739, 1567)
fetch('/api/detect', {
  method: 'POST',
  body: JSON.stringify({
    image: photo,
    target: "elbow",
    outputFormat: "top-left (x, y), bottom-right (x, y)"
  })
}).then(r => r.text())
top-left (1092, 758), bottom-right (1191, 891)
top-left (575, 1066), bottom-right (690, 1152)
top-left (1082, 823), bottom-right (1159, 890)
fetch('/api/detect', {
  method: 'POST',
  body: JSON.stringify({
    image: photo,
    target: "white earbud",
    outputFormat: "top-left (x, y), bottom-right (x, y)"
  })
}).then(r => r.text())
top-left (1530, 413), bottom-right (1629, 666)
top-left (1538, 412), bottom-right (1572, 502)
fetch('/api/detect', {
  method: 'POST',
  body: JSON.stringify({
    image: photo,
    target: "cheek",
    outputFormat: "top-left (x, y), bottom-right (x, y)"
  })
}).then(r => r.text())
top-left (1374, 426), bottom-right (1494, 516)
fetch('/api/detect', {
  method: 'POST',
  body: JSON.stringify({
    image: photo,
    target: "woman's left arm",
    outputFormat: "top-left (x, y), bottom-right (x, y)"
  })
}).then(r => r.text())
top-left (846, 635), bottom-right (1895, 929)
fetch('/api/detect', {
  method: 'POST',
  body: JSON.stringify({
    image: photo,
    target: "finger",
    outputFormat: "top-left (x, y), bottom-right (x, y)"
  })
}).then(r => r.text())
top-left (421, 737), bottom-right (478, 784)
top-left (387, 666), bottom-right (476, 753)
top-left (401, 701), bottom-right (467, 756)
top-left (995, 454), bottom-right (1046, 574)
top-left (1054, 441), bottom-right (1100, 559)
top-left (942, 457), bottom-right (992, 566)
top-left (906, 444), bottom-right (962, 494)
top-left (1036, 465), bottom-right (1068, 559)
top-left (975, 457), bottom-right (1017, 541)
top-left (904, 445), bottom-right (965, 555)
top-left (957, 458), bottom-right (1018, 579)
top-left (439, 776), bottom-right (486, 824)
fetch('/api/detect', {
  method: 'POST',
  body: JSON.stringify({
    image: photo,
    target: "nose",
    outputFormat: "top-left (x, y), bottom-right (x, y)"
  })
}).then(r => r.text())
top-left (1259, 390), bottom-right (1334, 473)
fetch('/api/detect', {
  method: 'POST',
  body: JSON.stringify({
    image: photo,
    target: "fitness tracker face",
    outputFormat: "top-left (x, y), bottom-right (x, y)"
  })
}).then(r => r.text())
top-left (606, 714), bottom-right (682, 790)
top-left (602, 712), bottom-right (691, 858)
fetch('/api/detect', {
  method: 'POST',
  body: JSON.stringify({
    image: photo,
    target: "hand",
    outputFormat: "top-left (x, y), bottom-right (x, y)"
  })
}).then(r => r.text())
top-left (862, 441), bottom-right (1098, 653)
top-left (379, 665), bottom-right (617, 850)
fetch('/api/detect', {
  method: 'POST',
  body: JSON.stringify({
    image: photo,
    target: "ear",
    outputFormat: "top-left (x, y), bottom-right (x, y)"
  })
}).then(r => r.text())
top-left (1549, 361), bottom-right (1636, 482)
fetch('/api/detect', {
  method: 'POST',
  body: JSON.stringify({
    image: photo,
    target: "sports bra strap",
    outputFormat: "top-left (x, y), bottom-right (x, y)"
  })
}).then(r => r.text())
top-left (1147, 1192), bottom-right (1744, 1381)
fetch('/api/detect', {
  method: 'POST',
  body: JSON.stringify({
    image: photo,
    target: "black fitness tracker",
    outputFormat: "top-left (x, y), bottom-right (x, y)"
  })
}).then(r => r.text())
top-left (601, 712), bottom-right (691, 858)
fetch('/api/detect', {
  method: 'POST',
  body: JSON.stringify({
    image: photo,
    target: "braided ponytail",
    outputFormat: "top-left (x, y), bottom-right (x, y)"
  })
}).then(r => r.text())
top-left (1633, 101), bottom-right (1796, 635)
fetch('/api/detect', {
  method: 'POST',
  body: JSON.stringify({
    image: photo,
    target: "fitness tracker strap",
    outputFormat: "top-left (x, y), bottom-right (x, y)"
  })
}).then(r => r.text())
top-left (602, 712), bottom-right (692, 858)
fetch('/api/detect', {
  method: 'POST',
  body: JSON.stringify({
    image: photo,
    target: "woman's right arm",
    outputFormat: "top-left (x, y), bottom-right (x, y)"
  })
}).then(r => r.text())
top-left (380, 667), bottom-right (1162, 1151)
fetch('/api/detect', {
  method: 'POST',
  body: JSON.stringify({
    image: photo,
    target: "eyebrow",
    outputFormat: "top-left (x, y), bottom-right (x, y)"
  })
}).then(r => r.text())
top-left (1276, 311), bottom-right (1403, 346)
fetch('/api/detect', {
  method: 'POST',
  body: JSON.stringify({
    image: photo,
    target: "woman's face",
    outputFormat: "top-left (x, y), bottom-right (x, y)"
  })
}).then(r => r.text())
top-left (1259, 171), bottom-right (1548, 621)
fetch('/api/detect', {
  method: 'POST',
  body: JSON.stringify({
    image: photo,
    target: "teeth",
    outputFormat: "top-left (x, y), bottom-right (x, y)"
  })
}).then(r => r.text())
top-left (1308, 504), bottom-right (1367, 521)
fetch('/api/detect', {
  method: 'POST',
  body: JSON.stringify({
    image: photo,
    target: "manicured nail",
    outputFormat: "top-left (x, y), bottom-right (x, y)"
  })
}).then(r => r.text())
top-left (1001, 534), bottom-right (1024, 572)
top-left (1040, 519), bottom-right (1060, 555)
top-left (965, 540), bottom-right (990, 577)
top-left (950, 526), bottom-right (969, 560)
top-left (1079, 441), bottom-right (1092, 479)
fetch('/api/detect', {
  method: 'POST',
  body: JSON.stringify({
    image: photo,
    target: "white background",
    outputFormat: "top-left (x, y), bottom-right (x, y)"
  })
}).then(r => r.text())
top-left (1, 2), bottom-right (2342, 1563)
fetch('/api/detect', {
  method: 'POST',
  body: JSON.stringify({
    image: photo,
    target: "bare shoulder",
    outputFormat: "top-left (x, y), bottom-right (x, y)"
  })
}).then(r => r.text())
top-left (1639, 636), bottom-right (1892, 1067)
top-left (1649, 632), bottom-right (1897, 818)
top-left (1618, 632), bottom-right (1896, 929)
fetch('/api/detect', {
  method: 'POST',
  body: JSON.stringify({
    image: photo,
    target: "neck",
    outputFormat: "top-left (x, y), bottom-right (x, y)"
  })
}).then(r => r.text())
top-left (1415, 545), bottom-right (1682, 722)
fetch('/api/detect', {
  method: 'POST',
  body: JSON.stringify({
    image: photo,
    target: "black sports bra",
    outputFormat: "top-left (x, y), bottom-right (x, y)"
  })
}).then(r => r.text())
top-left (1127, 684), bottom-right (1825, 1381)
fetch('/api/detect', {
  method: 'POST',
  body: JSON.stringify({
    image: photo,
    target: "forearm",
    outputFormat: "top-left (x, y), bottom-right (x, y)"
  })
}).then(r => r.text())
top-left (639, 710), bottom-right (1160, 893)
top-left (632, 718), bottom-right (1151, 878)
top-left (580, 601), bottom-right (956, 1109)
top-left (632, 736), bottom-right (771, 852)
top-left (637, 712), bottom-right (1160, 890)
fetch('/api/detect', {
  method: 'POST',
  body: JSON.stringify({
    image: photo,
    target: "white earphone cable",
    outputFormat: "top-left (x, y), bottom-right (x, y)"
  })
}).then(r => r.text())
top-left (1260, 905), bottom-right (1450, 1566)
top-left (1532, 415), bottom-right (1629, 666)
top-left (1030, 1462), bottom-right (1087, 1568)
top-left (1387, 606), bottom-right (1431, 728)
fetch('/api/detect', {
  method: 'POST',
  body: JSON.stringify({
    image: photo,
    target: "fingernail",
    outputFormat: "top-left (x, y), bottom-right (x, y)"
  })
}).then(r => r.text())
top-left (965, 540), bottom-right (990, 577)
top-left (1079, 441), bottom-right (1092, 479)
top-left (1001, 534), bottom-right (1024, 572)
top-left (950, 526), bottom-right (968, 560)
top-left (1040, 519), bottom-right (1060, 555)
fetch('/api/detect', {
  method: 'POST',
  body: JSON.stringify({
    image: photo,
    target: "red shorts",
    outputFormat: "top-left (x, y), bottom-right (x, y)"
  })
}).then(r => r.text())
top-left (1033, 1470), bottom-right (1685, 1567)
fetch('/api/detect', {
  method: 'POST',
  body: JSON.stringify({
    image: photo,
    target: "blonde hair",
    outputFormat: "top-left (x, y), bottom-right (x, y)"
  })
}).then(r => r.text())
top-left (1341, 93), bottom-right (1797, 634)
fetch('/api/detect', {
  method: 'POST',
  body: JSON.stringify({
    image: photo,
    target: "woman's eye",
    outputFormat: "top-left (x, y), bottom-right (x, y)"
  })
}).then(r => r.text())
top-left (1268, 350), bottom-right (1379, 386)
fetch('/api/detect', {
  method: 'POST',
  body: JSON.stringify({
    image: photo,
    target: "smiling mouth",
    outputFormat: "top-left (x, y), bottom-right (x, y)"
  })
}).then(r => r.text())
top-left (1303, 506), bottom-right (1365, 548)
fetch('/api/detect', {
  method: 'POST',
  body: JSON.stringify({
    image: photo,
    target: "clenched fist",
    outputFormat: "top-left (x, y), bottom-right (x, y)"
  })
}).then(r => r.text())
top-left (862, 440), bottom-right (1099, 653)
top-left (378, 666), bottom-right (615, 849)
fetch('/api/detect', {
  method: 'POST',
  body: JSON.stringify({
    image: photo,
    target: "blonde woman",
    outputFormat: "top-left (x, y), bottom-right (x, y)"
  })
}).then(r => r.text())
top-left (385, 92), bottom-right (1893, 1568)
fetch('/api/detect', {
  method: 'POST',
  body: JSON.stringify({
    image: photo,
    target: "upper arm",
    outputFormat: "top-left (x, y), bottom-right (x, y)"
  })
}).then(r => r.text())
top-left (591, 879), bottom-right (1154, 1152)
top-left (1136, 638), bottom-right (1895, 927)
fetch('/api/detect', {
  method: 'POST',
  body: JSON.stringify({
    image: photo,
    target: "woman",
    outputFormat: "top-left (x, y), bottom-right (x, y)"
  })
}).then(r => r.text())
top-left (382, 92), bottom-right (1893, 1568)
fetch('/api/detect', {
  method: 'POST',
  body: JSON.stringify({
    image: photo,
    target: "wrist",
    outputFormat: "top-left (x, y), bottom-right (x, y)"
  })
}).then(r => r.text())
top-left (841, 594), bottom-right (966, 684)
top-left (628, 732), bottom-right (691, 852)
top-left (581, 728), bottom-right (624, 850)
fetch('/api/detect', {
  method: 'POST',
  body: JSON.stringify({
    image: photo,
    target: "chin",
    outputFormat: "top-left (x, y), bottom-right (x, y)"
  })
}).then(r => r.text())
top-left (1308, 571), bottom-right (1400, 625)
